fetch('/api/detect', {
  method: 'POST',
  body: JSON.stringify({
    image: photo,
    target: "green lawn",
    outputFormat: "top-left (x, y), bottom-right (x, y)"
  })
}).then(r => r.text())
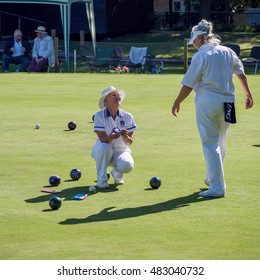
top-left (0, 73), bottom-right (259, 260)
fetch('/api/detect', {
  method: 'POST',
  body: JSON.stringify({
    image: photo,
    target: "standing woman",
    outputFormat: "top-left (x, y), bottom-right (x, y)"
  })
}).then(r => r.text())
top-left (172, 19), bottom-right (253, 198)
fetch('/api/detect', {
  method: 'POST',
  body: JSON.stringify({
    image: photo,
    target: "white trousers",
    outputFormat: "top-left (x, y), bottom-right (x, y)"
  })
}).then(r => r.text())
top-left (91, 143), bottom-right (134, 184)
top-left (196, 101), bottom-right (230, 191)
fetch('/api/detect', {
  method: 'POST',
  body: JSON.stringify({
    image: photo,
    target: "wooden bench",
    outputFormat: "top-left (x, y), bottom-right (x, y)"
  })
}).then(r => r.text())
top-left (0, 37), bottom-right (61, 73)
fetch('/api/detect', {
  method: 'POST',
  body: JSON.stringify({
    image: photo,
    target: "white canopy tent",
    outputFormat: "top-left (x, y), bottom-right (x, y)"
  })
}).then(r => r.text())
top-left (0, 0), bottom-right (96, 70)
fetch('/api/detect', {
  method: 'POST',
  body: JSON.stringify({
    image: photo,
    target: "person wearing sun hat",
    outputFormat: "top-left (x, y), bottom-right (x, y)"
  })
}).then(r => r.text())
top-left (91, 86), bottom-right (137, 189)
top-left (27, 26), bottom-right (55, 72)
top-left (171, 19), bottom-right (253, 198)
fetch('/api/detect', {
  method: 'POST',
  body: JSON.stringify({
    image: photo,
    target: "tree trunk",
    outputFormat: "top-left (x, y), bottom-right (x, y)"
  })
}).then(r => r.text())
top-left (200, 0), bottom-right (211, 20)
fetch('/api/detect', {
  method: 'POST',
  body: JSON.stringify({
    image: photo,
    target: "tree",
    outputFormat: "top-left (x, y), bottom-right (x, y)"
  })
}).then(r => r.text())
top-left (195, 0), bottom-right (259, 29)
top-left (200, 0), bottom-right (211, 19)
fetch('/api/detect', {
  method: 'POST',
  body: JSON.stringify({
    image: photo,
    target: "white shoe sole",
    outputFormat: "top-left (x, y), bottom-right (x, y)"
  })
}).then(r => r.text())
top-left (114, 180), bottom-right (124, 185)
top-left (199, 190), bottom-right (225, 198)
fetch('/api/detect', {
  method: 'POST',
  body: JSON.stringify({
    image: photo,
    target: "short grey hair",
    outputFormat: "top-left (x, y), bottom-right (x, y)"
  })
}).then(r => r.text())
top-left (14, 29), bottom-right (23, 37)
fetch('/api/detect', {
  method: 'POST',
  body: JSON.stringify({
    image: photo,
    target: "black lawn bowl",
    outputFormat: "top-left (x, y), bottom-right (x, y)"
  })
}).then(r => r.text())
top-left (49, 196), bottom-right (62, 210)
top-left (70, 168), bottom-right (81, 181)
top-left (49, 175), bottom-right (61, 186)
top-left (68, 121), bottom-right (77, 130)
top-left (149, 177), bottom-right (161, 189)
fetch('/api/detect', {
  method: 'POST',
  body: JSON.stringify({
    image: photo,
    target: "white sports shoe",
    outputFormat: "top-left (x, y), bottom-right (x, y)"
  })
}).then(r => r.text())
top-left (115, 179), bottom-right (124, 185)
top-left (111, 169), bottom-right (124, 185)
top-left (199, 188), bottom-right (225, 198)
top-left (97, 181), bottom-right (109, 189)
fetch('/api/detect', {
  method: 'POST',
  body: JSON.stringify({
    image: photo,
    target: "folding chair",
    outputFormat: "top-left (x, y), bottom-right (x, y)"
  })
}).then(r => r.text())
top-left (242, 46), bottom-right (260, 75)
top-left (85, 47), bottom-right (116, 72)
top-left (224, 44), bottom-right (240, 57)
top-left (126, 47), bottom-right (154, 73)
top-left (110, 47), bottom-right (123, 68)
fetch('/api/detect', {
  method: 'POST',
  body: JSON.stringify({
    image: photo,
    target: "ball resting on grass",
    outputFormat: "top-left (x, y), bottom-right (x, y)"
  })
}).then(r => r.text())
top-left (149, 177), bottom-right (161, 189)
top-left (68, 121), bottom-right (77, 130)
top-left (70, 168), bottom-right (81, 180)
top-left (89, 186), bottom-right (96, 192)
top-left (49, 196), bottom-right (62, 210)
top-left (49, 175), bottom-right (61, 186)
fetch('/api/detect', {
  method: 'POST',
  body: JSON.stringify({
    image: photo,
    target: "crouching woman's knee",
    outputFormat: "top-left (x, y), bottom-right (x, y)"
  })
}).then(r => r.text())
top-left (119, 159), bottom-right (134, 174)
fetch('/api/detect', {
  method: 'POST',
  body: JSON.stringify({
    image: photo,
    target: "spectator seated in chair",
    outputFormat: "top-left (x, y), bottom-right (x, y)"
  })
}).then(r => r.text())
top-left (2, 29), bottom-right (32, 72)
top-left (28, 26), bottom-right (55, 72)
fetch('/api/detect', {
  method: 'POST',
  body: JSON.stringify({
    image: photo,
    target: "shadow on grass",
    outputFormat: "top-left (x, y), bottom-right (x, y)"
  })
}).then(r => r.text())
top-left (24, 184), bottom-right (120, 205)
top-left (59, 192), bottom-right (218, 225)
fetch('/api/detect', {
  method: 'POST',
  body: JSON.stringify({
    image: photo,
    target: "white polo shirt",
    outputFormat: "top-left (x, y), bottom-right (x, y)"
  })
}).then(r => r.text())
top-left (38, 39), bottom-right (46, 57)
top-left (181, 43), bottom-right (245, 103)
top-left (93, 108), bottom-right (137, 152)
top-left (12, 40), bottom-right (24, 57)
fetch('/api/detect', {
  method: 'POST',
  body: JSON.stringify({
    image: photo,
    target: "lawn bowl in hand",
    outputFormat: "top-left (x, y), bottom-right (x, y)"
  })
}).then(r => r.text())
top-left (49, 175), bottom-right (61, 186)
top-left (68, 121), bottom-right (77, 130)
top-left (149, 177), bottom-right (161, 189)
top-left (70, 168), bottom-right (81, 180)
top-left (49, 196), bottom-right (62, 210)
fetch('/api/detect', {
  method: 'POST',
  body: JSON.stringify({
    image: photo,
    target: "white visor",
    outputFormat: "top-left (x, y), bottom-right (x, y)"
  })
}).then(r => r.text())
top-left (187, 31), bottom-right (207, 45)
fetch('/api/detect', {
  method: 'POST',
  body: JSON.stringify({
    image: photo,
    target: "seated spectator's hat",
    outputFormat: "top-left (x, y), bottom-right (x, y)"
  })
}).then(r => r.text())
top-left (34, 26), bottom-right (47, 34)
top-left (99, 86), bottom-right (125, 109)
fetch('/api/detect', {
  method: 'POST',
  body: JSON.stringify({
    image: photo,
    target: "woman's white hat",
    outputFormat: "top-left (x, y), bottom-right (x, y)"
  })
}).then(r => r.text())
top-left (187, 30), bottom-right (207, 45)
top-left (99, 86), bottom-right (125, 109)
top-left (34, 26), bottom-right (47, 34)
